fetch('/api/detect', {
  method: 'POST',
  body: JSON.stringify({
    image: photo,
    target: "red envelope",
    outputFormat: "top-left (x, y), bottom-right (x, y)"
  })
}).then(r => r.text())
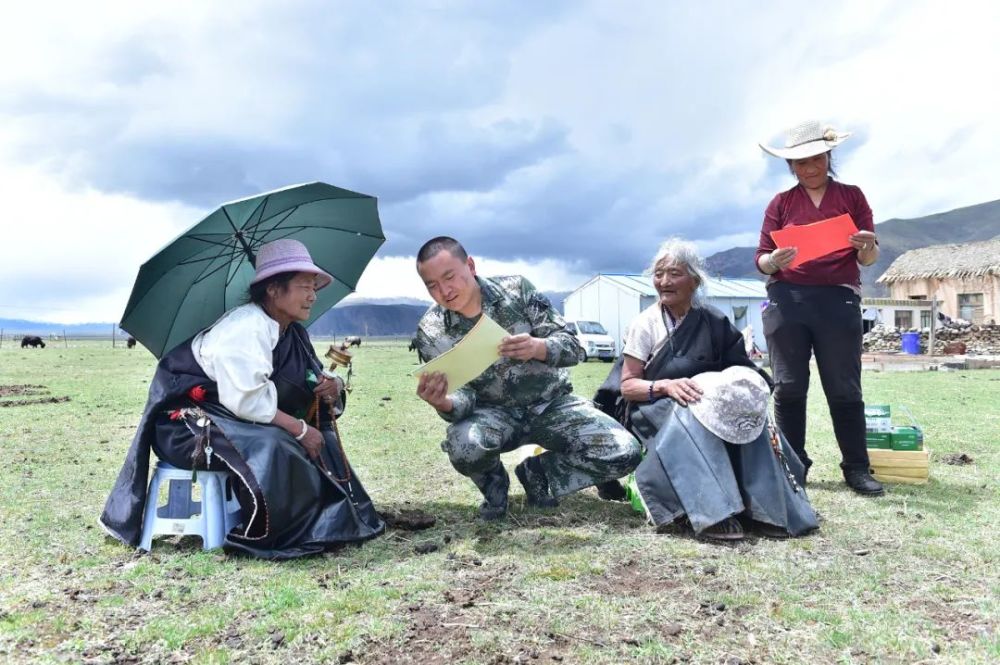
top-left (770, 213), bottom-right (859, 269)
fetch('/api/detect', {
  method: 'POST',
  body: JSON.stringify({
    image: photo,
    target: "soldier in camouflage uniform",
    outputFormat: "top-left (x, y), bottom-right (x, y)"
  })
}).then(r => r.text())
top-left (415, 237), bottom-right (642, 520)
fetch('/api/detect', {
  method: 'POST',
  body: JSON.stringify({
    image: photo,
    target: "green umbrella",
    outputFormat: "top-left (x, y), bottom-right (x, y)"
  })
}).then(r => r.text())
top-left (121, 182), bottom-right (384, 358)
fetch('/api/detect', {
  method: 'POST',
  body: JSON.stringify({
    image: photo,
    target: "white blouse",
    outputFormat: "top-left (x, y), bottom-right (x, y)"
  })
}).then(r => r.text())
top-left (622, 303), bottom-right (682, 366)
top-left (191, 303), bottom-right (280, 423)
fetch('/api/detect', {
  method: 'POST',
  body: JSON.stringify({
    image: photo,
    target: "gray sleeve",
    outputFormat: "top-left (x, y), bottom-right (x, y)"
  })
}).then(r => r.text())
top-left (437, 386), bottom-right (476, 422)
top-left (415, 319), bottom-right (477, 421)
top-left (519, 277), bottom-right (580, 368)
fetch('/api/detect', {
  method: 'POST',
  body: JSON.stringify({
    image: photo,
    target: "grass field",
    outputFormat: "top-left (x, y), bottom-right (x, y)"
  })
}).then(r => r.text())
top-left (1, 340), bottom-right (998, 664)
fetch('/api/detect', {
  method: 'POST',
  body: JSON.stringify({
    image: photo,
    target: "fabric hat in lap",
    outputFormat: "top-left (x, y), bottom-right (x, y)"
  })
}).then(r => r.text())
top-left (687, 366), bottom-right (769, 444)
top-left (759, 120), bottom-right (851, 160)
top-left (251, 239), bottom-right (334, 289)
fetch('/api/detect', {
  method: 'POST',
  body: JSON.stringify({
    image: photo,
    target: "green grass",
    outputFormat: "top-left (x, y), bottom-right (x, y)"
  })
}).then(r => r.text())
top-left (1, 340), bottom-right (998, 663)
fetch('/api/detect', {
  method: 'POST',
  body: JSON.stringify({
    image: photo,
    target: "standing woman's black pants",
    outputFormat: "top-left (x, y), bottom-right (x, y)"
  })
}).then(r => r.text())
top-left (762, 281), bottom-right (870, 473)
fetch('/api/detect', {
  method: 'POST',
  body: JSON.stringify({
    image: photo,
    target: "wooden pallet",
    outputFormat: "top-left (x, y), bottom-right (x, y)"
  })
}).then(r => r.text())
top-left (869, 448), bottom-right (930, 484)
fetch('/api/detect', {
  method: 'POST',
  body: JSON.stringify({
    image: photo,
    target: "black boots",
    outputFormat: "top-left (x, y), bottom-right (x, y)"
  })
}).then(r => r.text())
top-left (843, 466), bottom-right (885, 496)
top-left (514, 456), bottom-right (558, 508)
top-left (596, 479), bottom-right (628, 502)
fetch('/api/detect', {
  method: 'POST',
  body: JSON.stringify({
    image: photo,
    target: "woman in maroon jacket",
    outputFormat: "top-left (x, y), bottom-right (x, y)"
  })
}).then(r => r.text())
top-left (756, 120), bottom-right (883, 496)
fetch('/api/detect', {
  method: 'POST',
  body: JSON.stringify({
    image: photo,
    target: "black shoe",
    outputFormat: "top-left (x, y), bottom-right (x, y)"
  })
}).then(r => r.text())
top-left (514, 456), bottom-right (559, 508)
top-left (751, 520), bottom-right (791, 540)
top-left (596, 479), bottom-right (628, 502)
top-left (844, 468), bottom-right (885, 496)
top-left (477, 499), bottom-right (508, 522)
top-left (698, 516), bottom-right (745, 542)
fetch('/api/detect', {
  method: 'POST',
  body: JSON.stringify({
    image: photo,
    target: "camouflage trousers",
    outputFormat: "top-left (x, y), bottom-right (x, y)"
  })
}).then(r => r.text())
top-left (443, 394), bottom-right (642, 507)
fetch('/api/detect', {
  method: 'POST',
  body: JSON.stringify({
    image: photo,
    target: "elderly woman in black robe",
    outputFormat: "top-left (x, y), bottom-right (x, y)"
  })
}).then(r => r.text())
top-left (598, 238), bottom-right (817, 541)
top-left (101, 239), bottom-right (384, 559)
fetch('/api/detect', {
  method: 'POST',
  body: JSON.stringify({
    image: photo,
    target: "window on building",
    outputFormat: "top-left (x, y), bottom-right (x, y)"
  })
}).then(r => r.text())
top-left (957, 293), bottom-right (984, 323)
top-left (894, 310), bottom-right (913, 329)
top-left (920, 310), bottom-right (932, 329)
top-left (732, 305), bottom-right (748, 327)
top-left (908, 294), bottom-right (926, 300)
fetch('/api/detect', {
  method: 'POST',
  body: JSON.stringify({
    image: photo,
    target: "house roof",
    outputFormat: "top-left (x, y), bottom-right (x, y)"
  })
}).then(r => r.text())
top-left (862, 298), bottom-right (935, 307)
top-left (878, 238), bottom-right (1000, 283)
top-left (598, 273), bottom-right (767, 299)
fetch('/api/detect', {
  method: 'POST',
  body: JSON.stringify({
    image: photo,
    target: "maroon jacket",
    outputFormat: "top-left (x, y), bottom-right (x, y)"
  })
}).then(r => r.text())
top-left (756, 180), bottom-right (874, 290)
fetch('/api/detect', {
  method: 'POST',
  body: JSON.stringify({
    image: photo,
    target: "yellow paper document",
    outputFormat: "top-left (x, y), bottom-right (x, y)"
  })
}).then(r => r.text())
top-left (412, 313), bottom-right (510, 390)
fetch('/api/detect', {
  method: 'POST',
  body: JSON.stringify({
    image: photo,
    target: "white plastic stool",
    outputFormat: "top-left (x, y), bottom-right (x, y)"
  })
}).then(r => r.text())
top-left (139, 460), bottom-right (242, 551)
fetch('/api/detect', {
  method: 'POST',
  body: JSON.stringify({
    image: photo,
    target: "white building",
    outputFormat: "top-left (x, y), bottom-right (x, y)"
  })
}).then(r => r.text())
top-left (562, 273), bottom-right (769, 353)
top-left (861, 297), bottom-right (937, 331)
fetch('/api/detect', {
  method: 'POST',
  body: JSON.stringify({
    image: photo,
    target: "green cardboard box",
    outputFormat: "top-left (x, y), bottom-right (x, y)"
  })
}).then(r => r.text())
top-left (866, 432), bottom-right (893, 449)
top-left (865, 404), bottom-right (892, 433)
top-left (864, 404), bottom-right (891, 418)
top-left (891, 426), bottom-right (923, 451)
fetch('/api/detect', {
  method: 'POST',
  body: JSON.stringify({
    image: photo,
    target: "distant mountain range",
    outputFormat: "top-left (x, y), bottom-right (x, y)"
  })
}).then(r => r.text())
top-left (704, 197), bottom-right (1000, 295)
top-left (1, 291), bottom-right (573, 340)
top-left (9, 199), bottom-right (996, 338)
top-left (309, 303), bottom-right (427, 337)
top-left (0, 319), bottom-right (120, 337)
top-left (309, 290), bottom-right (571, 337)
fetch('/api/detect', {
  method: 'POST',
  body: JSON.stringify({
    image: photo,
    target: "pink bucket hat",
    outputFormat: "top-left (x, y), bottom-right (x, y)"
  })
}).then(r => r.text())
top-left (250, 239), bottom-right (333, 289)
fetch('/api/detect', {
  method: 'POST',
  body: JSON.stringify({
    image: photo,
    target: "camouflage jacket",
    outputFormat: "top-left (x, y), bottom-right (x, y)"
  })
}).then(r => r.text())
top-left (415, 275), bottom-right (582, 421)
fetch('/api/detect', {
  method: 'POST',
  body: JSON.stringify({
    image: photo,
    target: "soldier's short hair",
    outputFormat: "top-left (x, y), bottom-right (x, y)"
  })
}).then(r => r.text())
top-left (417, 236), bottom-right (468, 264)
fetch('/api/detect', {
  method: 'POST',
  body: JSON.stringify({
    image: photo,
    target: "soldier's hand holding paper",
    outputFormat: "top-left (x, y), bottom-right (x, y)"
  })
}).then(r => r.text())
top-left (499, 333), bottom-right (546, 362)
top-left (416, 371), bottom-right (452, 412)
top-left (412, 312), bottom-right (509, 391)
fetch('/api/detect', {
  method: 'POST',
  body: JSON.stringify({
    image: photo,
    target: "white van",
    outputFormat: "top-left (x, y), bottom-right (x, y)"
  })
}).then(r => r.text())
top-left (565, 320), bottom-right (616, 362)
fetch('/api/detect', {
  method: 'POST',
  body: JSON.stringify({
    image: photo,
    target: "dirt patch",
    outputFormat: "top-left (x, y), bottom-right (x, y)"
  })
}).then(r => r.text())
top-left (359, 602), bottom-right (574, 665)
top-left (354, 564), bottom-right (567, 664)
top-left (586, 558), bottom-right (690, 596)
top-left (1, 396), bottom-right (71, 407)
top-left (940, 452), bottom-right (974, 466)
top-left (439, 565), bottom-right (509, 608)
top-left (0, 384), bottom-right (48, 397)
top-left (381, 508), bottom-right (437, 531)
top-left (0, 384), bottom-right (70, 407)
top-left (908, 598), bottom-right (997, 644)
top-left (360, 603), bottom-right (475, 665)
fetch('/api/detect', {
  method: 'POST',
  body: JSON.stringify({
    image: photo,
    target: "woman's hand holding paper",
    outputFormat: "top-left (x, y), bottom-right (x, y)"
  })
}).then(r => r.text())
top-left (769, 246), bottom-right (799, 271)
top-left (848, 230), bottom-right (879, 266)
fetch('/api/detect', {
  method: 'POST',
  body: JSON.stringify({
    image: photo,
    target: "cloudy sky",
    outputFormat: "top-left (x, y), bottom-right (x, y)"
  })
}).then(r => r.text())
top-left (2, 0), bottom-right (999, 323)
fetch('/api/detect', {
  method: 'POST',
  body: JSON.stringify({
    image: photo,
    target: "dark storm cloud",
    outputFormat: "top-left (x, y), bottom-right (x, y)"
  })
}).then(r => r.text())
top-left (378, 157), bottom-right (776, 273)
top-left (1, 2), bottom-right (577, 208)
top-left (0, 0), bottom-right (886, 285)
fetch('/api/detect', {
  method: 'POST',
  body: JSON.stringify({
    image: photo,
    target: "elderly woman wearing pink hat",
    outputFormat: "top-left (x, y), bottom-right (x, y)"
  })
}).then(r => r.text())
top-left (756, 121), bottom-right (882, 496)
top-left (102, 239), bottom-right (384, 558)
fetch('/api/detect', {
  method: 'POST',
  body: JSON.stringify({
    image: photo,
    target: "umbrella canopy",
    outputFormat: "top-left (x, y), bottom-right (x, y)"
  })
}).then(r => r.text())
top-left (121, 182), bottom-right (384, 358)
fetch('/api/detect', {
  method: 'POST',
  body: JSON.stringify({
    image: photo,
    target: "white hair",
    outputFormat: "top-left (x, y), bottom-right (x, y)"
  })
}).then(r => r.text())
top-left (646, 238), bottom-right (706, 301)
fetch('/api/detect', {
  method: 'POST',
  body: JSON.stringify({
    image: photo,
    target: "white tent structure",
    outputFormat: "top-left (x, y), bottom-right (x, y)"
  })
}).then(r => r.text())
top-left (562, 273), bottom-right (769, 353)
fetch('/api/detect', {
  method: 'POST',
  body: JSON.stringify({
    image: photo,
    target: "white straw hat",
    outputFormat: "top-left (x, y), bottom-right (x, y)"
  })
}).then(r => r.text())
top-left (759, 120), bottom-right (851, 160)
top-left (687, 366), bottom-right (770, 444)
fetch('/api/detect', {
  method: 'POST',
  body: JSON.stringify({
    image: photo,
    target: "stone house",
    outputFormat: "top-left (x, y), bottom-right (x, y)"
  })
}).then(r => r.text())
top-left (877, 238), bottom-right (1000, 324)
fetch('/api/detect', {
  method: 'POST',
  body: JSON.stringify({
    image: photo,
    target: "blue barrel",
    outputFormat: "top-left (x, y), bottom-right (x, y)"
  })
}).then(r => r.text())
top-left (901, 331), bottom-right (920, 354)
